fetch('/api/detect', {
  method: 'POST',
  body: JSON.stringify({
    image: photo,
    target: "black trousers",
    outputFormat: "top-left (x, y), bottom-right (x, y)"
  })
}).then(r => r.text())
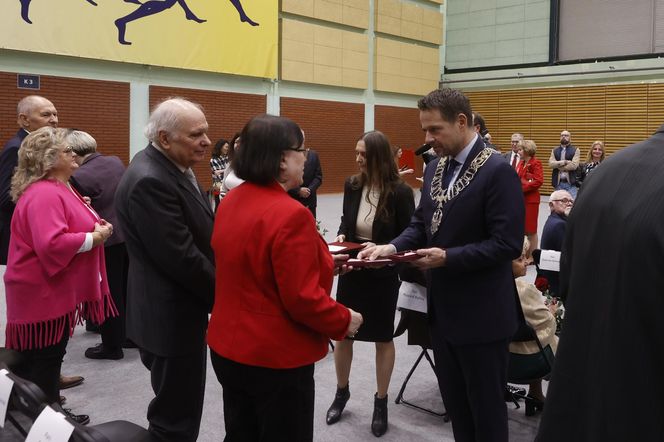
top-left (101, 243), bottom-right (128, 348)
top-left (210, 351), bottom-right (315, 442)
top-left (430, 327), bottom-right (510, 442)
top-left (15, 328), bottom-right (70, 403)
top-left (139, 345), bottom-right (207, 442)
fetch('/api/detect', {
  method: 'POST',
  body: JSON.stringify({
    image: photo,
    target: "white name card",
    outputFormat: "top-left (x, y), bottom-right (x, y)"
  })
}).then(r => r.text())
top-left (25, 406), bottom-right (75, 442)
top-left (0, 369), bottom-right (14, 428)
top-left (539, 250), bottom-right (561, 272)
top-left (397, 281), bottom-right (428, 314)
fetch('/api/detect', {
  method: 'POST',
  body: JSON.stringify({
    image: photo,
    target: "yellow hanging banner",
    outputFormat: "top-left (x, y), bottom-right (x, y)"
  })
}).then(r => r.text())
top-left (0, 0), bottom-right (277, 79)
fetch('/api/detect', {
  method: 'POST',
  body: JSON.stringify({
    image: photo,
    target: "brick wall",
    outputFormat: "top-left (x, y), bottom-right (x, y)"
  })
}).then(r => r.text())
top-left (149, 86), bottom-right (267, 190)
top-left (375, 104), bottom-right (424, 188)
top-left (280, 97), bottom-right (365, 194)
top-left (0, 72), bottom-right (130, 163)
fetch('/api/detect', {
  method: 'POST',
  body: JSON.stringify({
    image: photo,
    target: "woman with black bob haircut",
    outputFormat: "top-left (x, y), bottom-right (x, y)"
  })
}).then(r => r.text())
top-left (326, 130), bottom-right (415, 437)
top-left (208, 114), bottom-right (363, 441)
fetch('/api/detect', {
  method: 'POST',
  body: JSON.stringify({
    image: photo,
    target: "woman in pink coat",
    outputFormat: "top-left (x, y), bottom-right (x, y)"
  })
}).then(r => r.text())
top-left (4, 127), bottom-right (116, 420)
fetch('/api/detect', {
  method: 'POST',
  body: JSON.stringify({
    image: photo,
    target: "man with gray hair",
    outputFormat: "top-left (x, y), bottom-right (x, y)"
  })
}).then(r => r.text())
top-left (115, 98), bottom-right (215, 441)
top-left (503, 132), bottom-right (523, 169)
top-left (68, 130), bottom-right (128, 361)
top-left (539, 189), bottom-right (574, 297)
top-left (0, 95), bottom-right (58, 264)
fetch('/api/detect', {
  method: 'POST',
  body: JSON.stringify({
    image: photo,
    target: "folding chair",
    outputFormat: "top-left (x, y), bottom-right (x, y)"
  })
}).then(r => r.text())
top-left (0, 363), bottom-right (152, 441)
top-left (393, 309), bottom-right (448, 420)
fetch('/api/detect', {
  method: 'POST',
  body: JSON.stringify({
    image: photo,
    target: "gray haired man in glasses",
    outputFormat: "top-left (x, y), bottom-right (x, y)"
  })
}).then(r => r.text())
top-left (539, 189), bottom-right (574, 297)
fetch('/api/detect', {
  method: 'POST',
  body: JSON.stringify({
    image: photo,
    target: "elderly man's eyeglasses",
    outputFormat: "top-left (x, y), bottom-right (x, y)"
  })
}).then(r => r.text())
top-left (552, 198), bottom-right (574, 204)
top-left (61, 146), bottom-right (74, 154)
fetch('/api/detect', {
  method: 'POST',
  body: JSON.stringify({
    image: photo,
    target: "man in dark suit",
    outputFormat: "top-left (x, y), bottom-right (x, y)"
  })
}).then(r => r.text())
top-left (0, 95), bottom-right (58, 264)
top-left (537, 126), bottom-right (664, 442)
top-left (538, 190), bottom-right (574, 298)
top-left (362, 88), bottom-right (524, 441)
top-left (69, 130), bottom-right (128, 361)
top-left (288, 130), bottom-right (322, 217)
top-left (115, 98), bottom-right (215, 442)
top-left (548, 130), bottom-right (580, 198)
top-left (503, 132), bottom-right (523, 169)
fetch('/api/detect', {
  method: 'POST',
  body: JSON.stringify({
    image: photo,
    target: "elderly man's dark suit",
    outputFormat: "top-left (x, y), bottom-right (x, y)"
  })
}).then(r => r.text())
top-left (71, 153), bottom-right (127, 350)
top-left (538, 212), bottom-right (567, 298)
top-left (537, 124), bottom-right (664, 441)
top-left (392, 136), bottom-right (524, 442)
top-left (0, 129), bottom-right (28, 264)
top-left (115, 144), bottom-right (215, 442)
top-left (288, 148), bottom-right (322, 217)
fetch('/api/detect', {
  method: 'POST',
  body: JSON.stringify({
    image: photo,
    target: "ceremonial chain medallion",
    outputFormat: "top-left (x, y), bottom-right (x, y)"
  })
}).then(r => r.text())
top-left (429, 148), bottom-right (494, 235)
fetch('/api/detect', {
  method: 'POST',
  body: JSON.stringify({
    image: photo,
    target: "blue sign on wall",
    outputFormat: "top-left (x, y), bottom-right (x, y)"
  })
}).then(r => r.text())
top-left (17, 74), bottom-right (40, 90)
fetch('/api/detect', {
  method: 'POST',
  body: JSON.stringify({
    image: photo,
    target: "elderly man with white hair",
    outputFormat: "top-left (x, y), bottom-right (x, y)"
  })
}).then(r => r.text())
top-left (115, 97), bottom-right (215, 442)
top-left (539, 189), bottom-right (574, 297)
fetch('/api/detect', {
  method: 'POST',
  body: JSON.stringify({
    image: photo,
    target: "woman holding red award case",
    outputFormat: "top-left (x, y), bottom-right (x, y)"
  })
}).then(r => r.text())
top-left (208, 115), bottom-right (363, 441)
top-left (326, 131), bottom-right (415, 437)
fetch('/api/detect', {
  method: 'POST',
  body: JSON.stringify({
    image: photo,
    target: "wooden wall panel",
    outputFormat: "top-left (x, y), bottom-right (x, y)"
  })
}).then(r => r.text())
top-left (496, 90), bottom-right (532, 147)
top-left (530, 88), bottom-right (568, 192)
top-left (566, 86), bottom-right (606, 160)
top-left (465, 82), bottom-right (661, 196)
top-left (605, 84), bottom-right (649, 152)
top-left (647, 83), bottom-right (664, 135)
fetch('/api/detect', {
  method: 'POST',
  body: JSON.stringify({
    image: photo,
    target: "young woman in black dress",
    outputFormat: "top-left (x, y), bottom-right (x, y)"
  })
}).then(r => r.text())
top-left (326, 131), bottom-right (415, 437)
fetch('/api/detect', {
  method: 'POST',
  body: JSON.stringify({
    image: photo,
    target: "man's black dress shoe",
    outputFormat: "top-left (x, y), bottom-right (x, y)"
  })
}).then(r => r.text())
top-left (121, 339), bottom-right (138, 349)
top-left (63, 408), bottom-right (90, 426)
top-left (85, 343), bottom-right (124, 360)
top-left (59, 375), bottom-right (84, 390)
top-left (525, 396), bottom-right (545, 416)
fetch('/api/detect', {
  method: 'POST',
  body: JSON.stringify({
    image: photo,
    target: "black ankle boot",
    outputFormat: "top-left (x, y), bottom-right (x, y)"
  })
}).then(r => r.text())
top-left (371, 393), bottom-right (388, 437)
top-left (326, 385), bottom-right (350, 425)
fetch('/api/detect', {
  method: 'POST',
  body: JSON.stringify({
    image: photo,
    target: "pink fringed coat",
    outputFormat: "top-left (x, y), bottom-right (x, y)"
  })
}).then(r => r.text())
top-left (4, 179), bottom-right (116, 350)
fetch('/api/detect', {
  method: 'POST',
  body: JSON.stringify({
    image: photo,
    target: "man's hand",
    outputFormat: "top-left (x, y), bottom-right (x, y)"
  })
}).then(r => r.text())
top-left (358, 244), bottom-right (396, 260)
top-left (298, 187), bottom-right (311, 198)
top-left (412, 247), bottom-right (446, 269)
top-left (346, 308), bottom-right (363, 337)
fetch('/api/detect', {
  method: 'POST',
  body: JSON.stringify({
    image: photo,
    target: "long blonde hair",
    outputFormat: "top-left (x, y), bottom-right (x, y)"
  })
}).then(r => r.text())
top-left (11, 127), bottom-right (67, 202)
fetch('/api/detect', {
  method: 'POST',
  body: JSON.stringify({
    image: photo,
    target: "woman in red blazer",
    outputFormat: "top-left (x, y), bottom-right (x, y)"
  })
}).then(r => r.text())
top-left (208, 115), bottom-right (363, 441)
top-left (517, 139), bottom-right (544, 257)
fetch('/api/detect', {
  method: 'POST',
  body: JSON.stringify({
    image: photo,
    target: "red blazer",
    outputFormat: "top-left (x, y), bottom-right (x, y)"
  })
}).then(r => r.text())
top-left (208, 180), bottom-right (350, 369)
top-left (517, 157), bottom-right (543, 203)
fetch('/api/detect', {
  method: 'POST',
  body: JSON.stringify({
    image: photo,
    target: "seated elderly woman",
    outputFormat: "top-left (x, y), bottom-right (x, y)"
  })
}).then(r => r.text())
top-left (4, 127), bottom-right (116, 424)
top-left (208, 114), bottom-right (363, 441)
top-left (510, 237), bottom-right (559, 417)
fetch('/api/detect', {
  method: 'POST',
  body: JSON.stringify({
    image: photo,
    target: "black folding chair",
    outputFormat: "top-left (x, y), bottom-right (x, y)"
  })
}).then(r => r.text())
top-left (393, 309), bottom-right (448, 420)
top-left (0, 363), bottom-right (152, 441)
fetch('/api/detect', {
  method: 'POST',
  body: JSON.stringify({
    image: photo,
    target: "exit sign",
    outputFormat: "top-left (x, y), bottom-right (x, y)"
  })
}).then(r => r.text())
top-left (17, 74), bottom-right (40, 90)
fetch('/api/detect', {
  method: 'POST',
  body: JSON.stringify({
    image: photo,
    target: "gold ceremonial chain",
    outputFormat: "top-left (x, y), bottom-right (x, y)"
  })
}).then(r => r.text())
top-left (429, 148), bottom-right (494, 235)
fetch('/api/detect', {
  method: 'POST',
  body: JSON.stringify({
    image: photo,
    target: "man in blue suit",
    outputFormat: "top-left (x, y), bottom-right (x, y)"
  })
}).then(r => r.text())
top-left (362, 88), bottom-right (524, 441)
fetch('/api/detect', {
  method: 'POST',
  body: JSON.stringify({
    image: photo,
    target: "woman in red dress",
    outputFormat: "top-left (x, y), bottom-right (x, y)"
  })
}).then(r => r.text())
top-left (517, 139), bottom-right (543, 258)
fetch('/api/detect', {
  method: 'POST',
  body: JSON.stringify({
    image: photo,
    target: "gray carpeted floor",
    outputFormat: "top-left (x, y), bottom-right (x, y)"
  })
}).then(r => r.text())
top-left (0, 193), bottom-right (550, 441)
